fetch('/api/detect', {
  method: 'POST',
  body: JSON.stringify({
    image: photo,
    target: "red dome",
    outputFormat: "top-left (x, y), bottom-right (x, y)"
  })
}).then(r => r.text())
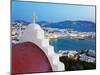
top-left (12, 42), bottom-right (53, 74)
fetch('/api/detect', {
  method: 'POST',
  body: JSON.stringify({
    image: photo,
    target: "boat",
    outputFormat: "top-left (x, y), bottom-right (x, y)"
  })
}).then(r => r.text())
top-left (78, 38), bottom-right (85, 40)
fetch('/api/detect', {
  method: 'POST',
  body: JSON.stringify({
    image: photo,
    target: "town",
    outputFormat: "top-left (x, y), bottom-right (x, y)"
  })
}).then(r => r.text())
top-left (11, 21), bottom-right (96, 43)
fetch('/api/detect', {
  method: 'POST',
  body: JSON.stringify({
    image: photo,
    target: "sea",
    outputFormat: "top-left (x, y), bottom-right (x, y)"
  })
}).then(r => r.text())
top-left (49, 38), bottom-right (96, 53)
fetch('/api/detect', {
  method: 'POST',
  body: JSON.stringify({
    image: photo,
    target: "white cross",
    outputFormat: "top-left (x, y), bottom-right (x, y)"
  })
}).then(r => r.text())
top-left (33, 12), bottom-right (37, 24)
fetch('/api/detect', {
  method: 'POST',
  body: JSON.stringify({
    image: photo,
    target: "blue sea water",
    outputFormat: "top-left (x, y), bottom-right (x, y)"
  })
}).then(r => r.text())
top-left (49, 38), bottom-right (96, 53)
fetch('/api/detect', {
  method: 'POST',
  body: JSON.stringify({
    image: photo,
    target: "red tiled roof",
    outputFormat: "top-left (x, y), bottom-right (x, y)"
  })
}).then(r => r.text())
top-left (12, 42), bottom-right (53, 74)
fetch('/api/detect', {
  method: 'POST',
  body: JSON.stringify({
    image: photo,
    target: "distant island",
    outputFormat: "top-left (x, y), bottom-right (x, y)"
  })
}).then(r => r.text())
top-left (12, 20), bottom-right (96, 42)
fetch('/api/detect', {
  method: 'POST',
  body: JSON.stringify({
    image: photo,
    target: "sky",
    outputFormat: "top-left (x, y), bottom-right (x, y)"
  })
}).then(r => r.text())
top-left (12, 1), bottom-right (96, 23)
